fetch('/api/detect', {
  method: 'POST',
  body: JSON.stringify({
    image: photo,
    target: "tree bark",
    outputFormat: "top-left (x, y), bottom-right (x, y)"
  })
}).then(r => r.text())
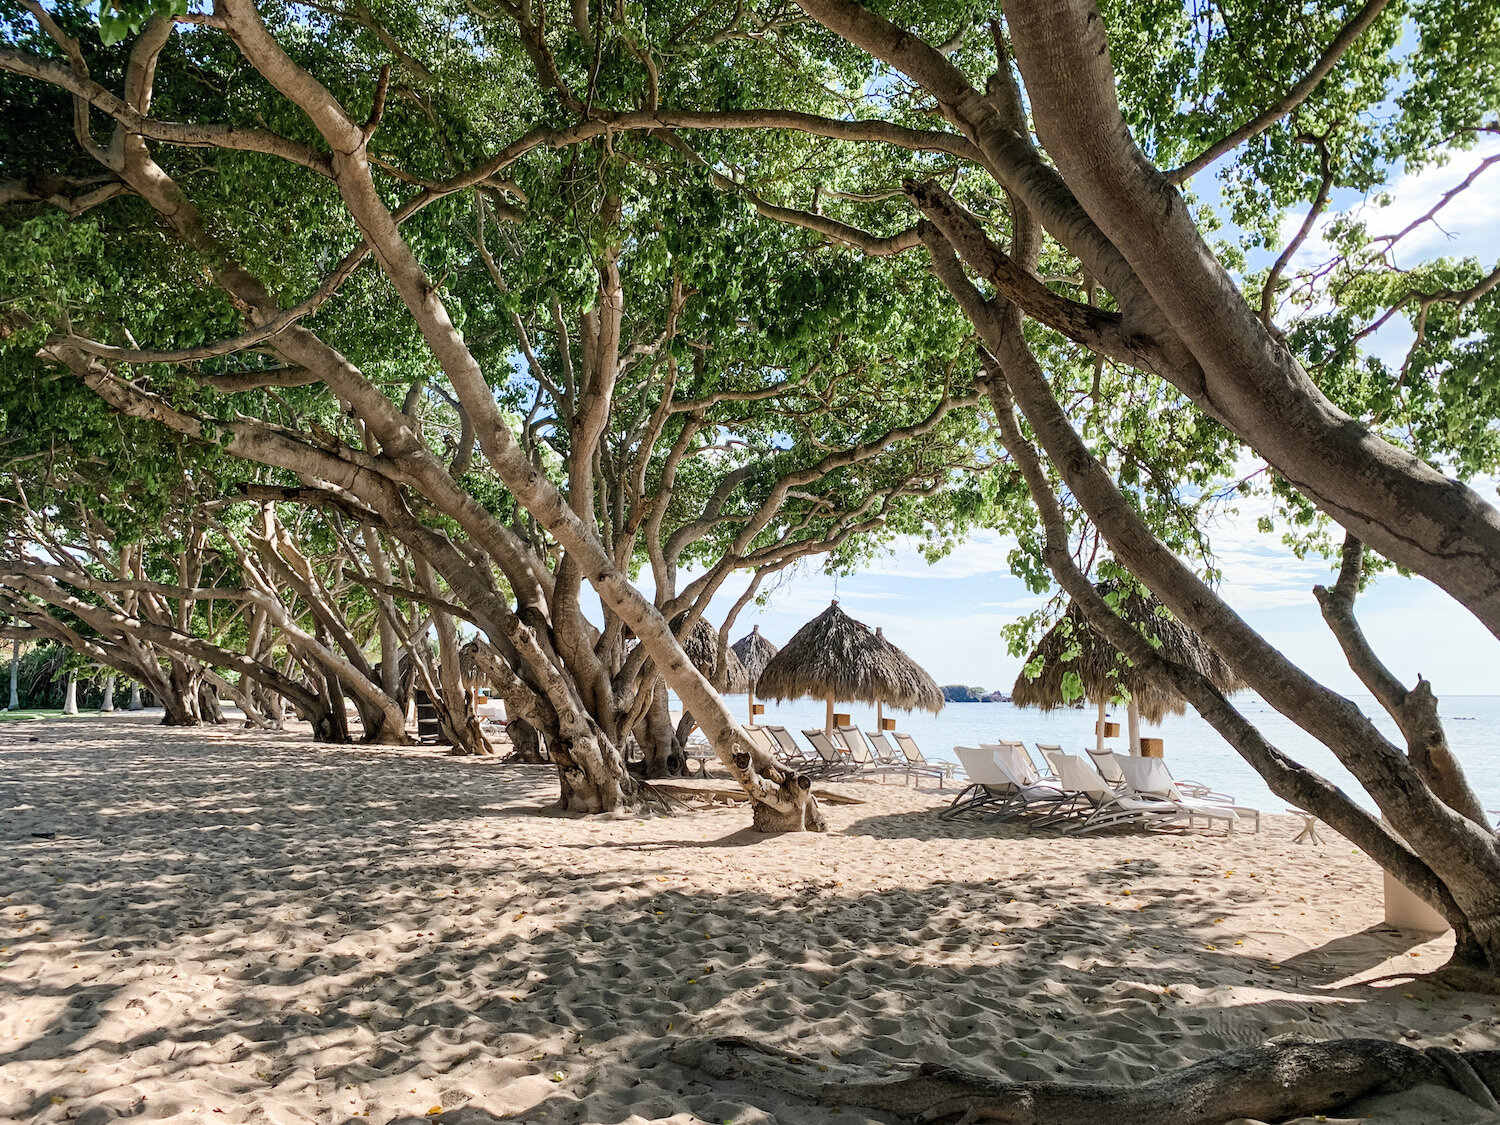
top-left (62, 668), bottom-right (78, 715)
top-left (780, 0), bottom-right (1500, 641)
top-left (505, 718), bottom-right (548, 763)
top-left (162, 658), bottom-right (203, 726)
top-left (668, 1036), bottom-right (1500, 1125)
top-left (964, 272), bottom-right (1500, 975)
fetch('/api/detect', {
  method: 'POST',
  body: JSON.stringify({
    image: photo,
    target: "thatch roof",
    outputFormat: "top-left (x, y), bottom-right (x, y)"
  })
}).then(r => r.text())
top-left (725, 625), bottom-right (779, 692)
top-left (1010, 580), bottom-right (1245, 723)
top-left (669, 612), bottom-right (721, 678)
top-left (756, 601), bottom-right (944, 713)
top-left (716, 646), bottom-right (747, 692)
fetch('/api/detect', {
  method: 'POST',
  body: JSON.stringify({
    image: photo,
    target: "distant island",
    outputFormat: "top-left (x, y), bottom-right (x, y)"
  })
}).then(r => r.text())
top-left (941, 685), bottom-right (1011, 703)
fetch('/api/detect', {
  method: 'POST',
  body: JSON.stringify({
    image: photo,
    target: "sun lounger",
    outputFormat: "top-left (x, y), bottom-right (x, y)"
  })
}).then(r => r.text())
top-left (942, 746), bottom-right (1072, 822)
top-left (892, 732), bottom-right (957, 780)
top-left (1046, 753), bottom-right (1187, 834)
top-left (835, 725), bottom-right (904, 782)
top-left (987, 743), bottom-right (1077, 819)
top-left (863, 728), bottom-right (900, 766)
top-left (1035, 744), bottom-right (1068, 779)
top-left (1111, 754), bottom-right (1258, 833)
top-left (1125, 759), bottom-right (1233, 804)
top-left (802, 728), bottom-right (859, 778)
top-left (742, 724), bottom-right (777, 756)
top-left (1016, 742), bottom-right (1057, 783)
top-left (763, 725), bottom-right (814, 768)
top-left (942, 747), bottom-right (1020, 819)
top-left (982, 742), bottom-right (1049, 788)
top-left (867, 729), bottom-right (946, 788)
top-left (1086, 747), bottom-right (1127, 787)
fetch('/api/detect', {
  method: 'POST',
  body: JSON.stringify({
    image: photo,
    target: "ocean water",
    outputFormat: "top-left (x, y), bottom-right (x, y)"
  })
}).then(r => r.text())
top-left (705, 691), bottom-right (1500, 815)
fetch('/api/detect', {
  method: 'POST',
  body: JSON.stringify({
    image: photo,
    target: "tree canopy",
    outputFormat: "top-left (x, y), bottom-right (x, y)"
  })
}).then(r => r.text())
top-left (3, 0), bottom-right (1500, 978)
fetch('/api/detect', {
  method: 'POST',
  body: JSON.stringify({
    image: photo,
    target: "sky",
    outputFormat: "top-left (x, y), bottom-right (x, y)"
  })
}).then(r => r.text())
top-left (636, 140), bottom-right (1500, 698)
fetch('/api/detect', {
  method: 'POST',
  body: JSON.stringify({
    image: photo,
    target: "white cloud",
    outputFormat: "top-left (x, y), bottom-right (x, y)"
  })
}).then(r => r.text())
top-left (1365, 141), bottom-right (1500, 264)
top-left (1280, 137), bottom-right (1500, 274)
top-left (856, 528), bottom-right (1018, 581)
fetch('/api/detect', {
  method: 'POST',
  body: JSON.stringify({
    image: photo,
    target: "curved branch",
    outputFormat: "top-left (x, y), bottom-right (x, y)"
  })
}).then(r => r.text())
top-left (0, 47), bottom-right (333, 175)
top-left (1169, 0), bottom-right (1395, 183)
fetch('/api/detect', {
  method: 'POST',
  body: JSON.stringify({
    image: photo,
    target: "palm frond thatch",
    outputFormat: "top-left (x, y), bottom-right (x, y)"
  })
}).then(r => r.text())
top-left (1010, 580), bottom-right (1244, 723)
top-left (669, 612), bottom-right (721, 677)
top-left (757, 601), bottom-right (944, 713)
top-left (725, 625), bottom-right (779, 692)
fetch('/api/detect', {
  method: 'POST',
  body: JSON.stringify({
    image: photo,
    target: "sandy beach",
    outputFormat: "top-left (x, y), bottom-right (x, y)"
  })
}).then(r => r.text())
top-left (1, 711), bottom-right (1494, 1124)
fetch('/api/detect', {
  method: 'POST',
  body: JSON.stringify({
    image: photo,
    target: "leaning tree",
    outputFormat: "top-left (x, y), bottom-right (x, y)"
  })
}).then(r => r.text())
top-left (0, 0), bottom-right (1008, 824)
top-left (599, 0), bottom-right (1500, 980)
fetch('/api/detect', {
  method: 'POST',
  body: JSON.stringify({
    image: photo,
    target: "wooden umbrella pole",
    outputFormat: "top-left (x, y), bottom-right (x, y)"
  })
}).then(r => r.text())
top-left (1127, 701), bottom-right (1141, 756)
top-left (826, 692), bottom-right (835, 735)
top-left (877, 699), bottom-right (884, 729)
top-left (748, 687), bottom-right (755, 727)
top-left (1096, 698), bottom-right (1107, 754)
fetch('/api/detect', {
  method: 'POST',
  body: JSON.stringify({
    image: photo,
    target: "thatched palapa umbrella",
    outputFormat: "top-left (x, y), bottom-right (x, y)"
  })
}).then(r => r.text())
top-left (728, 625), bottom-right (779, 724)
top-left (671, 613), bottom-right (716, 674)
top-left (1011, 580), bottom-right (1245, 754)
top-left (757, 600), bottom-right (944, 734)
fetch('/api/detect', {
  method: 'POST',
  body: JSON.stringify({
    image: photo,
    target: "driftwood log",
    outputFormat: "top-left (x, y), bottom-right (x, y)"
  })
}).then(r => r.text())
top-left (668, 1035), bottom-right (1500, 1125)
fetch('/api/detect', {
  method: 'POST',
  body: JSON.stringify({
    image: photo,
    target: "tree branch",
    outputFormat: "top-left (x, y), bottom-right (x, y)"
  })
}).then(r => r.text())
top-left (1168, 0), bottom-right (1395, 182)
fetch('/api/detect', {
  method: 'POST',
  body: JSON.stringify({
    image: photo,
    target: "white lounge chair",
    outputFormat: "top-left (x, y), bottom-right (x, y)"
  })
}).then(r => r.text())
top-left (987, 743), bottom-right (1076, 819)
top-left (942, 747), bottom-right (1019, 819)
top-left (982, 742), bottom-right (1049, 787)
top-left (864, 728), bottom-right (901, 766)
top-left (1086, 746), bottom-right (1127, 787)
top-left (1047, 753), bottom-right (1186, 834)
top-left (742, 725), bottom-right (778, 757)
top-left (892, 732), bottom-right (958, 780)
top-left (1112, 754), bottom-right (1257, 833)
top-left (943, 747), bottom-right (1071, 822)
top-left (835, 725), bottom-right (903, 782)
top-left (802, 728), bottom-right (858, 779)
top-left (763, 725), bottom-right (814, 768)
top-left (1036, 744), bottom-right (1068, 779)
top-left (867, 729), bottom-right (946, 787)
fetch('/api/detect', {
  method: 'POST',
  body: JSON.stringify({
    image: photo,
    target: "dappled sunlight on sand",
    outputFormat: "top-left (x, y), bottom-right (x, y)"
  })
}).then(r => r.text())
top-left (0, 711), bottom-right (1490, 1124)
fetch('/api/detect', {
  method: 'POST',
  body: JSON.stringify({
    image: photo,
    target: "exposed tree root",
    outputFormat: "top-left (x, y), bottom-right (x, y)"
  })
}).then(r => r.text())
top-left (1426, 960), bottom-right (1500, 996)
top-left (667, 1035), bottom-right (1500, 1124)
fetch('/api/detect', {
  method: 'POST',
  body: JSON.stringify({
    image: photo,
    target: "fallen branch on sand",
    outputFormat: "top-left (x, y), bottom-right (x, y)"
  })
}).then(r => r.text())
top-left (648, 784), bottom-right (867, 810)
top-left (668, 1035), bottom-right (1500, 1124)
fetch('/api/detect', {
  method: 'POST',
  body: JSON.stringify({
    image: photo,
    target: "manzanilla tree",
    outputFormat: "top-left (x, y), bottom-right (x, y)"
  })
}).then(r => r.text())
top-left (0, 0), bottom-right (999, 824)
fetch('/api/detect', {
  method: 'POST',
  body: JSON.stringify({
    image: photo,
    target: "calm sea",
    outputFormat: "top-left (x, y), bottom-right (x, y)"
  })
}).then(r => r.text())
top-left (703, 692), bottom-right (1500, 815)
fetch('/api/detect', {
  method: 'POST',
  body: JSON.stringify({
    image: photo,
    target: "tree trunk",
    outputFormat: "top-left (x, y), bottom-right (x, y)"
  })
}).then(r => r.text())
top-left (31, 14), bottom-right (822, 829)
top-left (669, 1035), bottom-right (1500, 1125)
top-left (506, 718), bottom-right (548, 763)
top-left (198, 680), bottom-right (224, 724)
top-left (62, 668), bottom-right (78, 715)
top-left (161, 658), bottom-right (203, 726)
top-left (128, 681), bottom-right (142, 710)
top-left (402, 557), bottom-right (489, 755)
top-left (8, 639), bottom-right (18, 709)
top-left (100, 673), bottom-right (115, 712)
top-left (636, 678), bottom-right (684, 778)
top-left (973, 311), bottom-right (1500, 979)
top-left (210, 669), bottom-right (268, 729)
top-left (365, 527), bottom-right (405, 701)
